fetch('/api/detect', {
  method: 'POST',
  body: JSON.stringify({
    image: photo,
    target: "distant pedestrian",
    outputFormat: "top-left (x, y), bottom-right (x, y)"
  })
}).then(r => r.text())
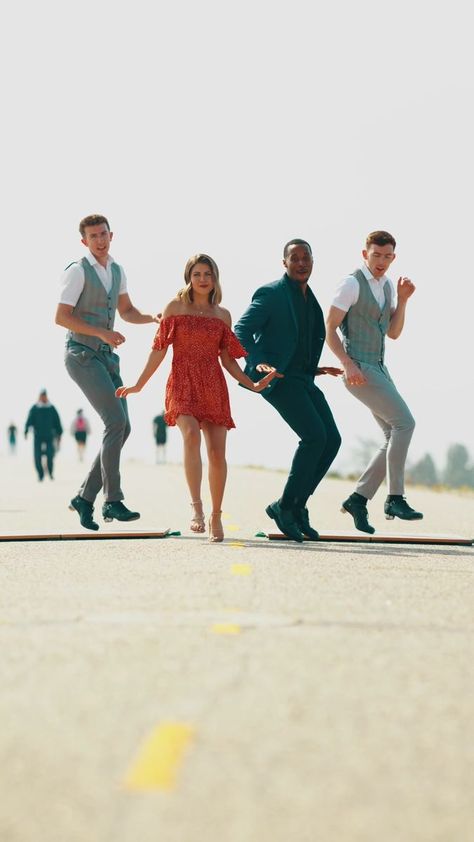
top-left (7, 423), bottom-right (17, 454)
top-left (153, 412), bottom-right (167, 463)
top-left (70, 409), bottom-right (91, 462)
top-left (24, 389), bottom-right (63, 481)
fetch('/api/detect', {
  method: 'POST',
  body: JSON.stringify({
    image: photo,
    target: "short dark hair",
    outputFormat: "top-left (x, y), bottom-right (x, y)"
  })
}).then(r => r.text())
top-left (79, 215), bottom-right (110, 237)
top-left (283, 238), bottom-right (312, 258)
top-left (366, 230), bottom-right (396, 250)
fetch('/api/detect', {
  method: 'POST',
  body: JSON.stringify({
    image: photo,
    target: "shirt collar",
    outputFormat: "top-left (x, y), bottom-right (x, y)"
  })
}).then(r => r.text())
top-left (85, 251), bottom-right (113, 269)
top-left (361, 263), bottom-right (387, 285)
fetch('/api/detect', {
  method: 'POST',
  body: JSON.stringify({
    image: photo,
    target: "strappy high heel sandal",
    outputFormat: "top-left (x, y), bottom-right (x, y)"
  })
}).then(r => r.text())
top-left (190, 500), bottom-right (205, 533)
top-left (209, 510), bottom-right (224, 543)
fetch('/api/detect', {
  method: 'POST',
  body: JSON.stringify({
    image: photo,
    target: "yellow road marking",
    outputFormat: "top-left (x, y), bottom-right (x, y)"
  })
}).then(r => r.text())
top-left (231, 563), bottom-right (252, 576)
top-left (227, 524), bottom-right (240, 531)
top-left (211, 623), bottom-right (241, 635)
top-left (124, 722), bottom-right (194, 791)
top-left (230, 541), bottom-right (245, 548)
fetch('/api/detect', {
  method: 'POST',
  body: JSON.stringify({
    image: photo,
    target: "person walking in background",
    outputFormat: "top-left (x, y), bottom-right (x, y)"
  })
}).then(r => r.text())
top-left (153, 411), bottom-right (167, 463)
top-left (325, 230), bottom-right (422, 533)
top-left (7, 423), bottom-right (17, 454)
top-left (70, 409), bottom-right (91, 462)
top-left (116, 253), bottom-right (280, 542)
top-left (55, 214), bottom-right (159, 531)
top-left (24, 389), bottom-right (63, 481)
top-left (234, 239), bottom-right (343, 543)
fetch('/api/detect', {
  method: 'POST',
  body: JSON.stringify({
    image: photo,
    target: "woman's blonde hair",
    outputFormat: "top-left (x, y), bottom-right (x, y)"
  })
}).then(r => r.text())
top-left (177, 254), bottom-right (222, 305)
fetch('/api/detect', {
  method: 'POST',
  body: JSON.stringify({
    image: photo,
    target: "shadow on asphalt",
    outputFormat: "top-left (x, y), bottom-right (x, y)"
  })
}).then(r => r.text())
top-left (171, 534), bottom-right (474, 561)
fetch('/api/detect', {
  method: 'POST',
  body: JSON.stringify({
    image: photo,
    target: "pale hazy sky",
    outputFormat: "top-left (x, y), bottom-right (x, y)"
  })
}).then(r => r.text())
top-left (2, 0), bottom-right (473, 477)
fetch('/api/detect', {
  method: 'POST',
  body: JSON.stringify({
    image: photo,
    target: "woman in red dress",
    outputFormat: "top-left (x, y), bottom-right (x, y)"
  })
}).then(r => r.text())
top-left (116, 254), bottom-right (281, 542)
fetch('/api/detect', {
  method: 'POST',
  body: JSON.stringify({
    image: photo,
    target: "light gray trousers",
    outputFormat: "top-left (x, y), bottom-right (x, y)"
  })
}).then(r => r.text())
top-left (344, 361), bottom-right (415, 499)
top-left (65, 342), bottom-right (130, 503)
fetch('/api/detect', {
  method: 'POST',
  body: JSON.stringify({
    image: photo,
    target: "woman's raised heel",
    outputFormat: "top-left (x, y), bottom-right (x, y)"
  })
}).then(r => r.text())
top-left (209, 511), bottom-right (224, 543)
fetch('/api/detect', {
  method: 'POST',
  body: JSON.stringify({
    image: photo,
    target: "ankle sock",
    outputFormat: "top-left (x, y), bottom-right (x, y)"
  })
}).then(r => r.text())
top-left (351, 492), bottom-right (367, 504)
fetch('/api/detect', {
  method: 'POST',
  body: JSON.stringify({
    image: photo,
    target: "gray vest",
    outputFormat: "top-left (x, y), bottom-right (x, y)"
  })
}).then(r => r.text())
top-left (67, 257), bottom-right (121, 351)
top-left (340, 269), bottom-right (392, 364)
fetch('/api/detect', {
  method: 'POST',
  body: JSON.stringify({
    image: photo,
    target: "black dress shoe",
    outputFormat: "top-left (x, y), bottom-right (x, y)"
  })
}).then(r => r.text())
top-left (69, 495), bottom-right (99, 531)
top-left (384, 496), bottom-right (423, 520)
top-left (102, 501), bottom-right (140, 523)
top-left (294, 507), bottom-right (320, 540)
top-left (265, 501), bottom-right (304, 543)
top-left (341, 493), bottom-right (375, 534)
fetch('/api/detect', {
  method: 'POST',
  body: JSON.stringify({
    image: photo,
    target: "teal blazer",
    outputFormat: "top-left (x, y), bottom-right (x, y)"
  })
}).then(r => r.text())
top-left (234, 275), bottom-right (326, 394)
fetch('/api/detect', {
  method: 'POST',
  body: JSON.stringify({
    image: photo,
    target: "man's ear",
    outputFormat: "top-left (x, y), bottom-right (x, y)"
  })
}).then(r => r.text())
top-left (362, 249), bottom-right (368, 261)
top-left (109, 231), bottom-right (114, 242)
top-left (81, 237), bottom-right (87, 247)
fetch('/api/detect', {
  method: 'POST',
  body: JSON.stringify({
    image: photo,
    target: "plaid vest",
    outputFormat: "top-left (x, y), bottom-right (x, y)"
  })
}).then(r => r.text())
top-left (66, 257), bottom-right (121, 351)
top-left (340, 269), bottom-right (392, 364)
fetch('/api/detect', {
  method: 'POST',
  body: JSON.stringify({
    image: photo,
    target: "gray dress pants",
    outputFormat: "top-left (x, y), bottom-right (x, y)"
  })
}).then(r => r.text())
top-left (65, 342), bottom-right (130, 503)
top-left (344, 361), bottom-right (415, 499)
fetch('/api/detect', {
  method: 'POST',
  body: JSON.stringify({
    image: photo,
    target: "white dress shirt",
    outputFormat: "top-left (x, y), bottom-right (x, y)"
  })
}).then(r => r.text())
top-left (331, 264), bottom-right (396, 313)
top-left (59, 251), bottom-right (128, 306)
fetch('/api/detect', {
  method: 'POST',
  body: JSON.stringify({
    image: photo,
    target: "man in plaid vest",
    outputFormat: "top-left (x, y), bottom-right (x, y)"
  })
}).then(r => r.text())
top-left (55, 214), bottom-right (159, 531)
top-left (326, 230), bottom-right (422, 533)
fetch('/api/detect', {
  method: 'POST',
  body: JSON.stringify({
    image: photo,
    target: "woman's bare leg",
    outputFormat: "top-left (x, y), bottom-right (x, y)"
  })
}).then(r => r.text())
top-left (202, 422), bottom-right (227, 541)
top-left (176, 415), bottom-right (204, 532)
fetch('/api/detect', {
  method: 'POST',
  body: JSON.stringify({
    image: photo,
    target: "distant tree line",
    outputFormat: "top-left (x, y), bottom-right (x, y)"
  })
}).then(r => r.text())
top-left (407, 443), bottom-right (474, 489)
top-left (343, 439), bottom-right (474, 489)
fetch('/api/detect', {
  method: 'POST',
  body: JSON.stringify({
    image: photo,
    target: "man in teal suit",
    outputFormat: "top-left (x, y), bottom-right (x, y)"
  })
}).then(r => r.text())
top-left (235, 240), bottom-right (342, 542)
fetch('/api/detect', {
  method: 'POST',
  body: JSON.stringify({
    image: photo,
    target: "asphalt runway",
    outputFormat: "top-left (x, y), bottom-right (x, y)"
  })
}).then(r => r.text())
top-left (1, 457), bottom-right (473, 842)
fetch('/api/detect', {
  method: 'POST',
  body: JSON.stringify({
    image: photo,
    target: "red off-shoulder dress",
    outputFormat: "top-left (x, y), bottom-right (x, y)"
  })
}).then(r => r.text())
top-left (152, 315), bottom-right (248, 430)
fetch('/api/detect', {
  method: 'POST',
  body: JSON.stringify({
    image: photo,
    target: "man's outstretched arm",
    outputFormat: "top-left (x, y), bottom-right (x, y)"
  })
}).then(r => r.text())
top-left (117, 293), bottom-right (160, 325)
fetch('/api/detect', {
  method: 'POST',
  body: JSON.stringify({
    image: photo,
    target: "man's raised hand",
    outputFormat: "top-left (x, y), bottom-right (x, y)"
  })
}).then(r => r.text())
top-left (397, 276), bottom-right (416, 301)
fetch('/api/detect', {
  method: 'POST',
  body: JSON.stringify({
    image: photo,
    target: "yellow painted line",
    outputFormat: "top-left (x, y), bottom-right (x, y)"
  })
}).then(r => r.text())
top-left (124, 722), bottom-right (194, 791)
top-left (230, 541), bottom-right (245, 548)
top-left (211, 623), bottom-right (241, 635)
top-left (231, 563), bottom-right (252, 576)
top-left (227, 524), bottom-right (240, 532)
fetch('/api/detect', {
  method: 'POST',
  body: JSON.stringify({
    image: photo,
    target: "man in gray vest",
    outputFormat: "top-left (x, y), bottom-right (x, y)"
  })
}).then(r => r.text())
top-left (325, 230), bottom-right (422, 533)
top-left (55, 214), bottom-right (158, 531)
